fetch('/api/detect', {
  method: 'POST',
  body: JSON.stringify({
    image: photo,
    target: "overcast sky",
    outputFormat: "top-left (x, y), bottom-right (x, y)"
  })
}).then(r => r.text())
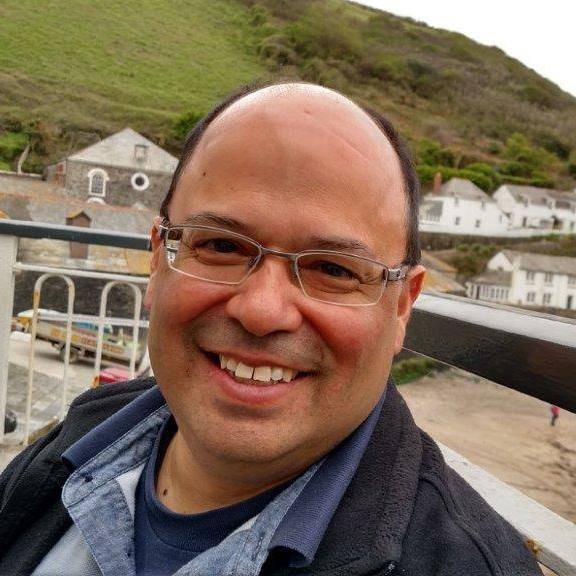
top-left (355, 1), bottom-right (576, 97)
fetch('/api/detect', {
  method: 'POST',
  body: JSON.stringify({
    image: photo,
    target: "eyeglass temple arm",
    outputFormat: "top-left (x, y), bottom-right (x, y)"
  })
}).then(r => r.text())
top-left (387, 264), bottom-right (410, 282)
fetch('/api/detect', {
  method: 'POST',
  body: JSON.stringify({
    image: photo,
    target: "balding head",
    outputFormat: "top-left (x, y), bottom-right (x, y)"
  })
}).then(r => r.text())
top-left (160, 81), bottom-right (421, 265)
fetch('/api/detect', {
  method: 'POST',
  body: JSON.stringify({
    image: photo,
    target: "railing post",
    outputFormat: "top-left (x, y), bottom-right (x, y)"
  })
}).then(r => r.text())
top-left (0, 234), bottom-right (18, 444)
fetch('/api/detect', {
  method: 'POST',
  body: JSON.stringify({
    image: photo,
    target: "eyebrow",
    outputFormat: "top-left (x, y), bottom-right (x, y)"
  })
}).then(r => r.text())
top-left (180, 212), bottom-right (250, 234)
top-left (306, 235), bottom-right (377, 259)
top-left (178, 212), bottom-right (377, 258)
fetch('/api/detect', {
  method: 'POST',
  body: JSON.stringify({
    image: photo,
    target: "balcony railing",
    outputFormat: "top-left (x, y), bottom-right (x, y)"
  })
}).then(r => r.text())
top-left (0, 219), bottom-right (575, 575)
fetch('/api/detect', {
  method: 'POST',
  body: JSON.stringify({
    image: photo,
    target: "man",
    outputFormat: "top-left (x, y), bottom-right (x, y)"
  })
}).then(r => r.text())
top-left (0, 82), bottom-right (541, 575)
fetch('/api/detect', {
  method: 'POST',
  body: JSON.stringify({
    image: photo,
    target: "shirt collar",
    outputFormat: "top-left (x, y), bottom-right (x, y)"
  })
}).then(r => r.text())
top-left (62, 386), bottom-right (166, 471)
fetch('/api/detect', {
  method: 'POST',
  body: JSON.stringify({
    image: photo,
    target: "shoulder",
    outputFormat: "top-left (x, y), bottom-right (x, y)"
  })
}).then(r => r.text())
top-left (0, 377), bottom-right (155, 503)
top-left (400, 431), bottom-right (541, 576)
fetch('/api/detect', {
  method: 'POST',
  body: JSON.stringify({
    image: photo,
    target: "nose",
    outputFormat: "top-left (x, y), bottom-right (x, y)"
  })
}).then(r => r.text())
top-left (225, 256), bottom-right (304, 337)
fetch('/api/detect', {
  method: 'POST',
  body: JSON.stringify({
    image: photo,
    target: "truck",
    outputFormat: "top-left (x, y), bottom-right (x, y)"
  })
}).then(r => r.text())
top-left (15, 309), bottom-right (144, 365)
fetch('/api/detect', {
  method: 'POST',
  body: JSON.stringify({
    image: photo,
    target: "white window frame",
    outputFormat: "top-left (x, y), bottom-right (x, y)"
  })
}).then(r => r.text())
top-left (544, 273), bottom-right (553, 285)
top-left (526, 271), bottom-right (535, 284)
top-left (543, 293), bottom-right (552, 306)
top-left (526, 292), bottom-right (536, 303)
top-left (131, 172), bottom-right (150, 192)
top-left (88, 168), bottom-right (109, 197)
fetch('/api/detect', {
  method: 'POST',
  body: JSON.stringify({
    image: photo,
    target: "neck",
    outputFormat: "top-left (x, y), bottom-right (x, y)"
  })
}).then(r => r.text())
top-left (156, 431), bottom-right (302, 514)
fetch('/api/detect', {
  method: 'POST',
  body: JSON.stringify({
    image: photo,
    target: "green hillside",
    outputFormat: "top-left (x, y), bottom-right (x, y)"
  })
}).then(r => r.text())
top-left (0, 0), bottom-right (575, 190)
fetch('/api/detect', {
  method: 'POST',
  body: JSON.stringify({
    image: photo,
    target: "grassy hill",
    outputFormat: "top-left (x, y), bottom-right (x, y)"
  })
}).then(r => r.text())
top-left (1, 0), bottom-right (575, 190)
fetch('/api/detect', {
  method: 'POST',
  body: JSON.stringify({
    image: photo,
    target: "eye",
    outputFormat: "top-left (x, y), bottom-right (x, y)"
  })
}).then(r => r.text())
top-left (313, 260), bottom-right (357, 280)
top-left (199, 238), bottom-right (243, 254)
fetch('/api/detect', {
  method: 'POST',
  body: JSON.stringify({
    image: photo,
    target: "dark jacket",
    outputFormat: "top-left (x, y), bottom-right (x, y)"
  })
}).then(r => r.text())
top-left (0, 378), bottom-right (541, 576)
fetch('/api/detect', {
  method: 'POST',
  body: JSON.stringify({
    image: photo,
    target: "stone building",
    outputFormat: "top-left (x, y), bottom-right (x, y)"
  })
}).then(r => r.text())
top-left (45, 128), bottom-right (178, 210)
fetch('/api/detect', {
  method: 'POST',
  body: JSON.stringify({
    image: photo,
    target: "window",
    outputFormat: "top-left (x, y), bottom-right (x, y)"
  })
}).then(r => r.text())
top-left (499, 215), bottom-right (503, 223)
top-left (526, 292), bottom-right (536, 303)
top-left (543, 293), bottom-right (552, 306)
top-left (131, 172), bottom-right (150, 191)
top-left (568, 275), bottom-right (576, 286)
top-left (454, 217), bottom-right (461, 226)
top-left (544, 273), bottom-right (553, 285)
top-left (526, 271), bottom-right (535, 284)
top-left (475, 219), bottom-right (481, 228)
top-left (454, 198), bottom-right (459, 207)
top-left (88, 168), bottom-right (108, 197)
top-left (481, 200), bottom-right (486, 210)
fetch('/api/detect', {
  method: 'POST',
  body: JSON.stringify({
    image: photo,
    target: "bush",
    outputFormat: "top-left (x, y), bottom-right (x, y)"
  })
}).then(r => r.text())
top-left (173, 111), bottom-right (205, 142)
top-left (289, 3), bottom-right (362, 62)
top-left (392, 357), bottom-right (445, 385)
top-left (0, 131), bottom-right (28, 161)
top-left (417, 139), bottom-right (455, 167)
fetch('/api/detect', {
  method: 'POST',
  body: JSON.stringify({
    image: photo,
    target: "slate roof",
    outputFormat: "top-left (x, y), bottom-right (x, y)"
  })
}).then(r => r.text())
top-left (439, 178), bottom-right (492, 201)
top-left (500, 250), bottom-right (576, 275)
top-left (501, 185), bottom-right (576, 209)
top-left (420, 250), bottom-right (457, 275)
top-left (67, 128), bottom-right (178, 173)
top-left (422, 268), bottom-right (466, 294)
top-left (468, 271), bottom-right (512, 286)
top-left (0, 190), bottom-right (153, 234)
top-left (0, 188), bottom-right (153, 275)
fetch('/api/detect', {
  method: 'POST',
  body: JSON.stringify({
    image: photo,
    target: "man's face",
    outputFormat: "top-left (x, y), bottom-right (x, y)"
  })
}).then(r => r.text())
top-left (145, 86), bottom-right (424, 478)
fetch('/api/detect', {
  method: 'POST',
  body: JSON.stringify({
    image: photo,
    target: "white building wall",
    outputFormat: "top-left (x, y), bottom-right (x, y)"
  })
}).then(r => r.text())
top-left (420, 195), bottom-right (509, 236)
top-left (487, 252), bottom-right (514, 272)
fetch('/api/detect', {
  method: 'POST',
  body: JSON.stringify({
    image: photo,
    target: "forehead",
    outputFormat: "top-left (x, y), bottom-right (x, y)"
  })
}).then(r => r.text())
top-left (170, 85), bottom-right (407, 260)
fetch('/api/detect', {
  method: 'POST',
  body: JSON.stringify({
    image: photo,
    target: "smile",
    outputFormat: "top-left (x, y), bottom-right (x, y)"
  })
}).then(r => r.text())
top-left (217, 354), bottom-right (299, 384)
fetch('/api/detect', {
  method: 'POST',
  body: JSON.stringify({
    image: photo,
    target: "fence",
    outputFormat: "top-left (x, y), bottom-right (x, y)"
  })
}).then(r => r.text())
top-left (0, 219), bottom-right (575, 574)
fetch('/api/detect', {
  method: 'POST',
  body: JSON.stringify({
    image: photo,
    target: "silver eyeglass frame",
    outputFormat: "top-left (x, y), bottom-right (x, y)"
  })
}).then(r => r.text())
top-left (157, 222), bottom-right (410, 307)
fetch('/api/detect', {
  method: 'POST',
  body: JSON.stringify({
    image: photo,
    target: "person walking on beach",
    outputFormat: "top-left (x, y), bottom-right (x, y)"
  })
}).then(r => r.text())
top-left (550, 405), bottom-right (560, 426)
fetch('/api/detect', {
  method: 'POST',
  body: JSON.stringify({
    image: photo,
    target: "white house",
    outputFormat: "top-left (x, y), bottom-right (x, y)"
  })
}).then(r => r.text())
top-left (420, 178), bottom-right (510, 236)
top-left (493, 185), bottom-right (576, 234)
top-left (466, 250), bottom-right (576, 310)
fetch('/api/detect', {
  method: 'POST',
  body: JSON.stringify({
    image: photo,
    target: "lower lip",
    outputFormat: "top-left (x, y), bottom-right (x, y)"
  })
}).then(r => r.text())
top-left (205, 354), bottom-right (302, 406)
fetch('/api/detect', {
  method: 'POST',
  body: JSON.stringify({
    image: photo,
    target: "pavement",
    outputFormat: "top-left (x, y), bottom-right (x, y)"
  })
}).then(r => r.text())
top-left (0, 332), bottom-right (119, 470)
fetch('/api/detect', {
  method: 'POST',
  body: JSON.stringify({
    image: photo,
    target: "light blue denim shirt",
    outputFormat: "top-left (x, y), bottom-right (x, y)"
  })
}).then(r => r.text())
top-left (33, 385), bottom-right (385, 576)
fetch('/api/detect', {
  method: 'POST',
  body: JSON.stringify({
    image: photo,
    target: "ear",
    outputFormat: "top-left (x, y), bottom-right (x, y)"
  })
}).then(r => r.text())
top-left (393, 264), bottom-right (426, 355)
top-left (144, 216), bottom-right (164, 310)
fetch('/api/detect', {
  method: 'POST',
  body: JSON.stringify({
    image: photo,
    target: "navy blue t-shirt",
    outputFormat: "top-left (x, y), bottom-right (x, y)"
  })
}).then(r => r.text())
top-left (133, 417), bottom-right (286, 576)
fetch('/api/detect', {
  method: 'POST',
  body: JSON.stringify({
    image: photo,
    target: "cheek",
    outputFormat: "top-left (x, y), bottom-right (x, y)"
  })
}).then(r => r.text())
top-left (152, 273), bottom-right (232, 326)
top-left (318, 306), bottom-right (392, 369)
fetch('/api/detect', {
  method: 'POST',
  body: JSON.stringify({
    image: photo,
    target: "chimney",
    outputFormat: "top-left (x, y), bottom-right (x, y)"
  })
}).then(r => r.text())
top-left (66, 210), bottom-right (91, 259)
top-left (134, 144), bottom-right (149, 164)
top-left (433, 171), bottom-right (442, 193)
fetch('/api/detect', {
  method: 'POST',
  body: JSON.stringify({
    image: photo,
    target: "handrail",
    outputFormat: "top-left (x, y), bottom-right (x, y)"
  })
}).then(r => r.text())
top-left (409, 293), bottom-right (576, 412)
top-left (0, 219), bottom-right (150, 250)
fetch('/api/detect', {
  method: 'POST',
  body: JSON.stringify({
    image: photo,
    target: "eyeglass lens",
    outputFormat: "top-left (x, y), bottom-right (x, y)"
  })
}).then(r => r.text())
top-left (165, 227), bottom-right (385, 305)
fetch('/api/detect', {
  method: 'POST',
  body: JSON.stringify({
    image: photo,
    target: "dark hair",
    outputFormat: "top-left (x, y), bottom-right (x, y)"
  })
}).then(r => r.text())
top-left (160, 80), bottom-right (421, 266)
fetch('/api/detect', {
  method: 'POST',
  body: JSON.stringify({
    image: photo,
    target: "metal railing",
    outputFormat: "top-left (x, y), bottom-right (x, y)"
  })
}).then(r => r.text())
top-left (0, 219), bottom-right (575, 574)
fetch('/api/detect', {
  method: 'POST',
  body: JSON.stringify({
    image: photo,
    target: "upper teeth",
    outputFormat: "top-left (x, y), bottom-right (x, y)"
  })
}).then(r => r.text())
top-left (219, 354), bottom-right (297, 383)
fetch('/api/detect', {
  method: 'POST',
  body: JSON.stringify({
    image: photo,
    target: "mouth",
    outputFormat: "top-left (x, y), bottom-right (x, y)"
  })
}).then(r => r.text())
top-left (204, 351), bottom-right (309, 386)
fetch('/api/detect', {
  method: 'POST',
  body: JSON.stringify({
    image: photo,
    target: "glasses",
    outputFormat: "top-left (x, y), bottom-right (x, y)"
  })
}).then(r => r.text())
top-left (158, 222), bottom-right (409, 307)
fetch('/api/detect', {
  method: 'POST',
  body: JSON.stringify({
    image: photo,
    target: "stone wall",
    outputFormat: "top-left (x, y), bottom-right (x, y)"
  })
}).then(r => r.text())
top-left (13, 270), bottom-right (148, 321)
top-left (64, 160), bottom-right (173, 210)
top-left (419, 232), bottom-right (549, 251)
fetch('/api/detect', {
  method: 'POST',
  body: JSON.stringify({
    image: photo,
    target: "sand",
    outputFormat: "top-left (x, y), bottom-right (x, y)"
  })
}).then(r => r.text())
top-left (399, 369), bottom-right (576, 524)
